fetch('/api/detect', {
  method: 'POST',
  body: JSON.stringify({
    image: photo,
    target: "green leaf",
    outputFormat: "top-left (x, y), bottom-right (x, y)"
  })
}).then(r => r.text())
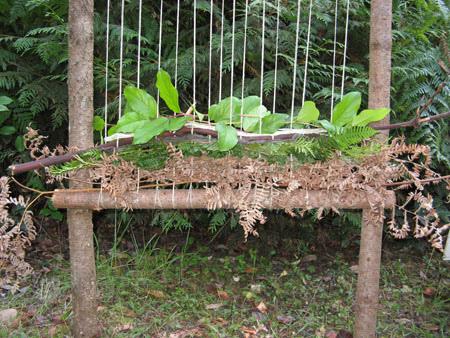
top-left (332, 92), bottom-right (361, 126)
top-left (15, 136), bottom-right (25, 151)
top-left (0, 96), bottom-right (12, 106)
top-left (133, 117), bottom-right (169, 144)
top-left (0, 105), bottom-right (8, 112)
top-left (241, 96), bottom-right (262, 113)
top-left (167, 116), bottom-right (189, 131)
top-left (107, 125), bottom-right (119, 136)
top-left (93, 116), bottom-right (105, 132)
top-left (258, 114), bottom-right (289, 134)
top-left (331, 126), bottom-right (378, 149)
top-left (124, 86), bottom-right (157, 118)
top-left (0, 111), bottom-right (11, 125)
top-left (208, 97), bottom-right (241, 124)
top-left (317, 120), bottom-right (339, 133)
top-left (156, 69), bottom-right (181, 113)
top-left (241, 98), bottom-right (270, 132)
top-left (216, 123), bottom-right (238, 151)
top-left (297, 101), bottom-right (320, 123)
top-left (351, 108), bottom-right (390, 126)
top-left (0, 125), bottom-right (16, 135)
top-left (195, 111), bottom-right (205, 121)
top-left (112, 112), bottom-right (148, 135)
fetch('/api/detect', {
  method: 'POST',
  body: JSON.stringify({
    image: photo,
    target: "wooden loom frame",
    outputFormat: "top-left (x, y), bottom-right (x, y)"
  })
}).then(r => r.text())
top-left (61, 0), bottom-right (393, 337)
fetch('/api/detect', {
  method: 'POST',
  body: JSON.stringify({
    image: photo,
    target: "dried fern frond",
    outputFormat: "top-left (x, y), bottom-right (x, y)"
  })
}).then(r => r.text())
top-left (0, 176), bottom-right (36, 289)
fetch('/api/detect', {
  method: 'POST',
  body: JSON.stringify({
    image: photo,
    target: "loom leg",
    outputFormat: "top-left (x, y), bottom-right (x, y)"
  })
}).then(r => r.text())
top-left (68, 208), bottom-right (98, 337)
top-left (354, 208), bottom-right (384, 338)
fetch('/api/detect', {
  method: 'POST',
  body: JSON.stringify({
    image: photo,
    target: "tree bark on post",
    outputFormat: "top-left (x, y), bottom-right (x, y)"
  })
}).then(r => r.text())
top-left (354, 0), bottom-right (392, 337)
top-left (68, 0), bottom-right (98, 336)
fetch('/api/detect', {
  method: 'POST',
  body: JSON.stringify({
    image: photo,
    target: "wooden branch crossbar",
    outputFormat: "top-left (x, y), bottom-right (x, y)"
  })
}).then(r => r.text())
top-left (8, 110), bottom-right (450, 176)
top-left (52, 189), bottom-right (396, 210)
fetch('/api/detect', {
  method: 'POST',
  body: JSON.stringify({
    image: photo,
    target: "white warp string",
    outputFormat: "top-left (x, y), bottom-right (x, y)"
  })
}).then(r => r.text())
top-left (207, 0), bottom-right (214, 142)
top-left (330, 0), bottom-right (339, 117)
top-left (218, 0), bottom-right (225, 100)
top-left (302, 0), bottom-right (313, 106)
top-left (103, 0), bottom-right (110, 139)
top-left (239, 0), bottom-right (249, 133)
top-left (137, 0), bottom-right (143, 88)
top-left (341, 0), bottom-right (350, 97)
top-left (175, 0), bottom-right (180, 89)
top-left (208, 0), bottom-right (214, 109)
top-left (229, 0), bottom-right (236, 125)
top-left (272, 0), bottom-right (281, 115)
top-left (290, 0), bottom-right (302, 128)
top-left (118, 0), bottom-right (125, 119)
top-left (156, 0), bottom-right (163, 116)
top-left (259, 0), bottom-right (266, 105)
top-left (192, 0), bottom-right (197, 134)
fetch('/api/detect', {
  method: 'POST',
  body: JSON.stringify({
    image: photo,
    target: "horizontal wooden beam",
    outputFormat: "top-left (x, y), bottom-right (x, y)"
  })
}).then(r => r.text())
top-left (52, 189), bottom-right (395, 210)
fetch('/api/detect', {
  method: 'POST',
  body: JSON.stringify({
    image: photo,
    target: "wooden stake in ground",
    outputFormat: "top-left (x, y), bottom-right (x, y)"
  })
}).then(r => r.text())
top-left (68, 0), bottom-right (98, 336)
top-left (354, 0), bottom-right (392, 337)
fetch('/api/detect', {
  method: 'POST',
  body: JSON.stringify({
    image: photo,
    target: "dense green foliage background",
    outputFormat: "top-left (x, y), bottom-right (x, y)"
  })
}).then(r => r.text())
top-left (0, 0), bottom-right (448, 235)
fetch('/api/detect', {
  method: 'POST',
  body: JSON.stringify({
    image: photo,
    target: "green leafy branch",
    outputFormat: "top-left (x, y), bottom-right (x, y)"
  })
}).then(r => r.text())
top-left (105, 69), bottom-right (389, 153)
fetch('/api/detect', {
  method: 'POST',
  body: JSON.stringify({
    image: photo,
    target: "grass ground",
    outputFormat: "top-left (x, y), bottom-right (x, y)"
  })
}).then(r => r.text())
top-left (0, 224), bottom-right (449, 337)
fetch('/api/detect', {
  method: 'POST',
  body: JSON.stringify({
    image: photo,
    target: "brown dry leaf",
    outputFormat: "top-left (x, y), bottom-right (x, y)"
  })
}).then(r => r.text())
top-left (423, 287), bottom-right (436, 297)
top-left (336, 330), bottom-right (353, 338)
top-left (279, 270), bottom-right (288, 278)
top-left (114, 323), bottom-right (133, 333)
top-left (303, 254), bottom-right (317, 263)
top-left (241, 326), bottom-right (257, 335)
top-left (277, 314), bottom-right (295, 324)
top-left (0, 309), bottom-right (18, 325)
top-left (147, 289), bottom-right (166, 299)
top-left (124, 309), bottom-right (137, 318)
top-left (48, 326), bottom-right (58, 337)
top-left (217, 290), bottom-right (230, 300)
top-left (205, 303), bottom-right (223, 310)
top-left (250, 284), bottom-right (262, 293)
top-left (315, 326), bottom-right (327, 337)
top-left (244, 267), bottom-right (257, 274)
top-left (256, 301), bottom-right (268, 313)
top-left (325, 331), bottom-right (338, 338)
top-left (169, 327), bottom-right (203, 338)
top-left (213, 317), bottom-right (228, 326)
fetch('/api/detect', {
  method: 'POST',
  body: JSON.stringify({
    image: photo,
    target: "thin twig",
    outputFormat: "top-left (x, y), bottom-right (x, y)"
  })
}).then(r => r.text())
top-left (384, 174), bottom-right (450, 187)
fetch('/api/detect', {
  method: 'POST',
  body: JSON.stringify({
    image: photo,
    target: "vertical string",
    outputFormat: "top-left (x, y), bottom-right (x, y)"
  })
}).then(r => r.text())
top-left (208, 0), bottom-right (214, 109)
top-left (259, 0), bottom-right (266, 105)
top-left (192, 0), bottom-right (197, 134)
top-left (272, 0), bottom-right (281, 115)
top-left (218, 0), bottom-right (225, 101)
top-left (341, 0), bottom-right (350, 97)
top-left (330, 0), bottom-right (339, 117)
top-left (136, 0), bottom-right (143, 88)
top-left (301, 0), bottom-right (313, 106)
top-left (156, 0), bottom-right (163, 116)
top-left (118, 0), bottom-right (125, 119)
top-left (240, 0), bottom-right (249, 132)
top-left (175, 0), bottom-right (180, 89)
top-left (207, 0), bottom-right (214, 141)
top-left (193, 0), bottom-right (197, 107)
top-left (290, 0), bottom-right (302, 128)
top-left (229, 0), bottom-right (236, 125)
top-left (104, 0), bottom-right (110, 139)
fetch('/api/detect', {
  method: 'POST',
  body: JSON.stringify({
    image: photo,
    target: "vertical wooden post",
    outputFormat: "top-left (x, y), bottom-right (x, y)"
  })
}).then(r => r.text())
top-left (354, 208), bottom-right (385, 337)
top-left (68, 0), bottom-right (98, 336)
top-left (368, 0), bottom-right (392, 136)
top-left (354, 0), bottom-right (392, 337)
